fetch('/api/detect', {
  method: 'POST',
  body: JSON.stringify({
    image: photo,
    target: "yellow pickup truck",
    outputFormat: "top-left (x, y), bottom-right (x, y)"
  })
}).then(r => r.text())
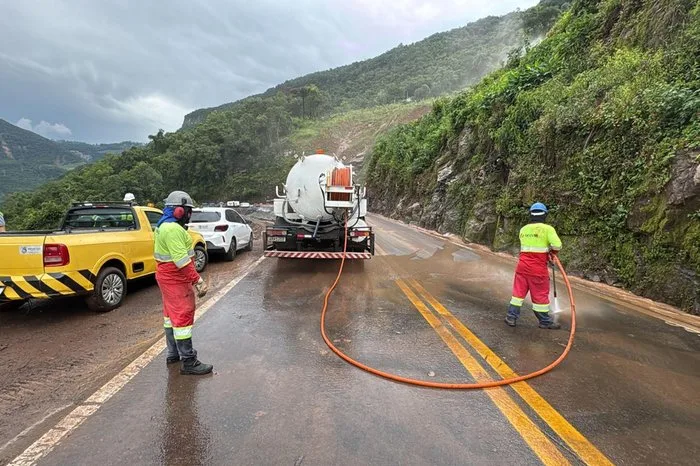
top-left (0, 202), bottom-right (207, 312)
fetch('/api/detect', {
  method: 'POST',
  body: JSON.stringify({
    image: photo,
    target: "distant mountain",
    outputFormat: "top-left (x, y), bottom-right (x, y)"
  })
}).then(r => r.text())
top-left (54, 140), bottom-right (143, 163)
top-left (0, 119), bottom-right (141, 198)
top-left (182, 0), bottom-right (568, 128)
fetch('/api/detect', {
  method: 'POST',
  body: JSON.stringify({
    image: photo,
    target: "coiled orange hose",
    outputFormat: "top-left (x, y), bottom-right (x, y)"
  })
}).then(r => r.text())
top-left (329, 167), bottom-right (352, 202)
top-left (320, 215), bottom-right (576, 389)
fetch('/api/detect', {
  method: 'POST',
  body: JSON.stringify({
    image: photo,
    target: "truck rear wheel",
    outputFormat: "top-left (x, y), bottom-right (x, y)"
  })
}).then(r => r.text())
top-left (86, 267), bottom-right (127, 312)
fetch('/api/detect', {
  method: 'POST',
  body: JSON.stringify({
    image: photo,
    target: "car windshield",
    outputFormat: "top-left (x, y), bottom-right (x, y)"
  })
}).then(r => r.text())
top-left (191, 211), bottom-right (221, 223)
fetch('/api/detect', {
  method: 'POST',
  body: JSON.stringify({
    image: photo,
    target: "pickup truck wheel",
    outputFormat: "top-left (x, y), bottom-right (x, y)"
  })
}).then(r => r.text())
top-left (244, 233), bottom-right (253, 251)
top-left (86, 267), bottom-right (126, 312)
top-left (194, 245), bottom-right (208, 271)
top-left (224, 238), bottom-right (236, 261)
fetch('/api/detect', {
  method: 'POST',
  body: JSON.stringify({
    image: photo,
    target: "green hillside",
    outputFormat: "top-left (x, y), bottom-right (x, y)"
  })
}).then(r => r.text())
top-left (182, 0), bottom-right (569, 128)
top-left (0, 119), bottom-right (84, 198)
top-left (367, 0), bottom-right (700, 312)
top-left (0, 119), bottom-right (143, 199)
top-left (0, 2), bottom-right (564, 229)
top-left (55, 140), bottom-right (143, 163)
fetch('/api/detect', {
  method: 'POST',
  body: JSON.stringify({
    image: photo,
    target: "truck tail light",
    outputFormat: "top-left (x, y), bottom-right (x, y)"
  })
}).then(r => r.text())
top-left (267, 229), bottom-right (287, 237)
top-left (350, 230), bottom-right (370, 237)
top-left (215, 225), bottom-right (229, 232)
top-left (44, 244), bottom-right (70, 267)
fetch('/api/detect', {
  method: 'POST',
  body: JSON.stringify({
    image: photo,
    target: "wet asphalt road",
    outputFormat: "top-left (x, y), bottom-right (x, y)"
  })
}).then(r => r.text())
top-left (15, 215), bottom-right (700, 465)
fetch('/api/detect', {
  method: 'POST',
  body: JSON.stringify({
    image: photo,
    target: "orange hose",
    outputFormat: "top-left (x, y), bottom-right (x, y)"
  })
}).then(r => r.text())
top-left (320, 215), bottom-right (576, 389)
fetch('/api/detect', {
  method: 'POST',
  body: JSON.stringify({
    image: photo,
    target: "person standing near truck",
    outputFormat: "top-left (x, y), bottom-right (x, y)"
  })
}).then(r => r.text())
top-left (154, 190), bottom-right (212, 375)
top-left (505, 202), bottom-right (562, 329)
top-left (0, 211), bottom-right (5, 232)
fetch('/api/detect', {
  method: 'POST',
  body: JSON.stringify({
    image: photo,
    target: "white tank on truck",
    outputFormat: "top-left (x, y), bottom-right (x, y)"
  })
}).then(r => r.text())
top-left (264, 150), bottom-right (374, 259)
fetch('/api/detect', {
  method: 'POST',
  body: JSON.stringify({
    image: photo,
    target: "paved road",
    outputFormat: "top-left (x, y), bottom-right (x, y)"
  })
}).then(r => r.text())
top-left (10, 215), bottom-right (700, 465)
top-left (0, 230), bottom-right (264, 464)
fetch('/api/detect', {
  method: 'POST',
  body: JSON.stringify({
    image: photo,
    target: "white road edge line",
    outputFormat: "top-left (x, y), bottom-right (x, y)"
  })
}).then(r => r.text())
top-left (8, 255), bottom-right (267, 466)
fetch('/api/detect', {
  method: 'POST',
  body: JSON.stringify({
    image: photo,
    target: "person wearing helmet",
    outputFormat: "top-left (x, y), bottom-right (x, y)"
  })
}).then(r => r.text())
top-left (505, 202), bottom-right (562, 329)
top-left (123, 193), bottom-right (136, 204)
top-left (154, 190), bottom-right (212, 375)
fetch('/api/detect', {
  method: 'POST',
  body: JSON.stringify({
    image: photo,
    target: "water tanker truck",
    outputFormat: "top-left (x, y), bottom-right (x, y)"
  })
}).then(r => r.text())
top-left (263, 151), bottom-right (375, 259)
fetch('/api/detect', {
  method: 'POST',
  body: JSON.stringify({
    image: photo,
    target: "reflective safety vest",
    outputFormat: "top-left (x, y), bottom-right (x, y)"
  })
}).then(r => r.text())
top-left (516, 222), bottom-right (562, 277)
top-left (154, 222), bottom-right (195, 268)
top-left (119, 212), bottom-right (133, 226)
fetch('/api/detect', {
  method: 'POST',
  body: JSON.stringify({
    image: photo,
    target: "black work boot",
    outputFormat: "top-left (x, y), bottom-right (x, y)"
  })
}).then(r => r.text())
top-left (505, 304), bottom-right (520, 327)
top-left (176, 338), bottom-right (213, 375)
top-left (535, 311), bottom-right (561, 329)
top-left (165, 327), bottom-right (180, 364)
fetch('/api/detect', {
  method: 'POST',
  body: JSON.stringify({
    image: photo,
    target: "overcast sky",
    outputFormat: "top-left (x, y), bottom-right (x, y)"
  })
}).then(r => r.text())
top-left (1, 0), bottom-right (537, 143)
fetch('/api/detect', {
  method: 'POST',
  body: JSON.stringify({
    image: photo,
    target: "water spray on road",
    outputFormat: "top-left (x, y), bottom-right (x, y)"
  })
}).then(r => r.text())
top-left (321, 213), bottom-right (578, 389)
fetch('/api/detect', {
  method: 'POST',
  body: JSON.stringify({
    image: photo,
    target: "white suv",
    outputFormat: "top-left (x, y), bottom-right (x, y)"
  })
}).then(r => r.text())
top-left (188, 207), bottom-right (253, 261)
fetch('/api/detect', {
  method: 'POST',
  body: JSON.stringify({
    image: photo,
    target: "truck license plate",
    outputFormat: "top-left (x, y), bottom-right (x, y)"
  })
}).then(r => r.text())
top-left (271, 237), bottom-right (286, 242)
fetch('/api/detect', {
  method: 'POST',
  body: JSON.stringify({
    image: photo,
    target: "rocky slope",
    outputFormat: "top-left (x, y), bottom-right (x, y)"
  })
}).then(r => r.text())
top-left (368, 0), bottom-right (700, 313)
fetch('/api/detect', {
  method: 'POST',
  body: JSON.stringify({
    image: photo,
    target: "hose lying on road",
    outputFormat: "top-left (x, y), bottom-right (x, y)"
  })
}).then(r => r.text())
top-left (320, 216), bottom-right (577, 389)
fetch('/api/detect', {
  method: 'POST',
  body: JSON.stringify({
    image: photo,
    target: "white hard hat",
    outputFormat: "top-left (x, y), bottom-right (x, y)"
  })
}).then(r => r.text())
top-left (164, 190), bottom-right (194, 207)
top-left (123, 193), bottom-right (135, 202)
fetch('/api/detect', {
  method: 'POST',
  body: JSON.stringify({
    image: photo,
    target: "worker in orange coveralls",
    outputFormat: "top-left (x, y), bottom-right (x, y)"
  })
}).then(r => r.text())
top-left (505, 202), bottom-right (562, 329)
top-left (155, 190), bottom-right (212, 375)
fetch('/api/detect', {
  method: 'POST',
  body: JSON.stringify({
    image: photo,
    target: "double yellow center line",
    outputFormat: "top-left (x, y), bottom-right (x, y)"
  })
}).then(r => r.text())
top-left (396, 278), bottom-right (613, 466)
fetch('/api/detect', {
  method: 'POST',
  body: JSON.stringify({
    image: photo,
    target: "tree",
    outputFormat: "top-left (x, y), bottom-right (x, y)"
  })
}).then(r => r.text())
top-left (413, 84), bottom-right (431, 100)
top-left (148, 129), bottom-right (169, 154)
top-left (292, 84), bottom-right (321, 118)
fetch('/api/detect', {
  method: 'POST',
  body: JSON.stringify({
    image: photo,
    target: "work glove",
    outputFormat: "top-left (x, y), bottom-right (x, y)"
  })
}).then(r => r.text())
top-left (194, 277), bottom-right (209, 298)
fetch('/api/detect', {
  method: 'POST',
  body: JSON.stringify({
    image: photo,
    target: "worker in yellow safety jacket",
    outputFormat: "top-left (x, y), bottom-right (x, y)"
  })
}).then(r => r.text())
top-left (155, 190), bottom-right (212, 375)
top-left (0, 211), bottom-right (5, 232)
top-left (505, 202), bottom-right (562, 329)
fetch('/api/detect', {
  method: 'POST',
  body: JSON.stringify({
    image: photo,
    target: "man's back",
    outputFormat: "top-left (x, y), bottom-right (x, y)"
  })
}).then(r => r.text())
top-left (516, 222), bottom-right (561, 277)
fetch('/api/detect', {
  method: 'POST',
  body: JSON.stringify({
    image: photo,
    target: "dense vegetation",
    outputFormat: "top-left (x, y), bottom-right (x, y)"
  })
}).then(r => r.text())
top-left (368, 0), bottom-right (700, 312)
top-left (182, 0), bottom-right (569, 127)
top-left (0, 98), bottom-right (429, 231)
top-left (0, 119), bottom-right (83, 198)
top-left (0, 119), bottom-right (140, 199)
top-left (1, 2), bottom-right (567, 230)
top-left (0, 95), bottom-right (297, 230)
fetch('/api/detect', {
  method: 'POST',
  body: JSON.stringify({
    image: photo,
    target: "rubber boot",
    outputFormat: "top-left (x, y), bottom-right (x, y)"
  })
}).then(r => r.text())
top-left (505, 304), bottom-right (520, 327)
top-left (176, 338), bottom-right (213, 375)
top-left (534, 311), bottom-right (561, 329)
top-left (165, 327), bottom-right (180, 364)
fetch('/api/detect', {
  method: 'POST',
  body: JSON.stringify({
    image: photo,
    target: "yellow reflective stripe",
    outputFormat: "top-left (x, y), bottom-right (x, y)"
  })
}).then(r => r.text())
top-left (173, 326), bottom-right (192, 340)
top-left (154, 252), bottom-right (172, 261)
top-left (521, 246), bottom-right (550, 253)
top-left (187, 249), bottom-right (194, 257)
top-left (164, 317), bottom-right (172, 329)
top-left (510, 297), bottom-right (524, 306)
top-left (533, 303), bottom-right (550, 312)
top-left (550, 245), bottom-right (561, 251)
top-left (174, 256), bottom-right (191, 268)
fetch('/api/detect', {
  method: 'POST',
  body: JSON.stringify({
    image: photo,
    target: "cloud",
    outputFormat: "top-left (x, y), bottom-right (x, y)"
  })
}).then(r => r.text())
top-left (0, 0), bottom-right (538, 142)
top-left (16, 118), bottom-right (73, 139)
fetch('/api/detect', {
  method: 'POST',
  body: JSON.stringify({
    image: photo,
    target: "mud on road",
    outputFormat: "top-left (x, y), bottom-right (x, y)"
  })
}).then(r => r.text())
top-left (0, 220), bottom-right (268, 464)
